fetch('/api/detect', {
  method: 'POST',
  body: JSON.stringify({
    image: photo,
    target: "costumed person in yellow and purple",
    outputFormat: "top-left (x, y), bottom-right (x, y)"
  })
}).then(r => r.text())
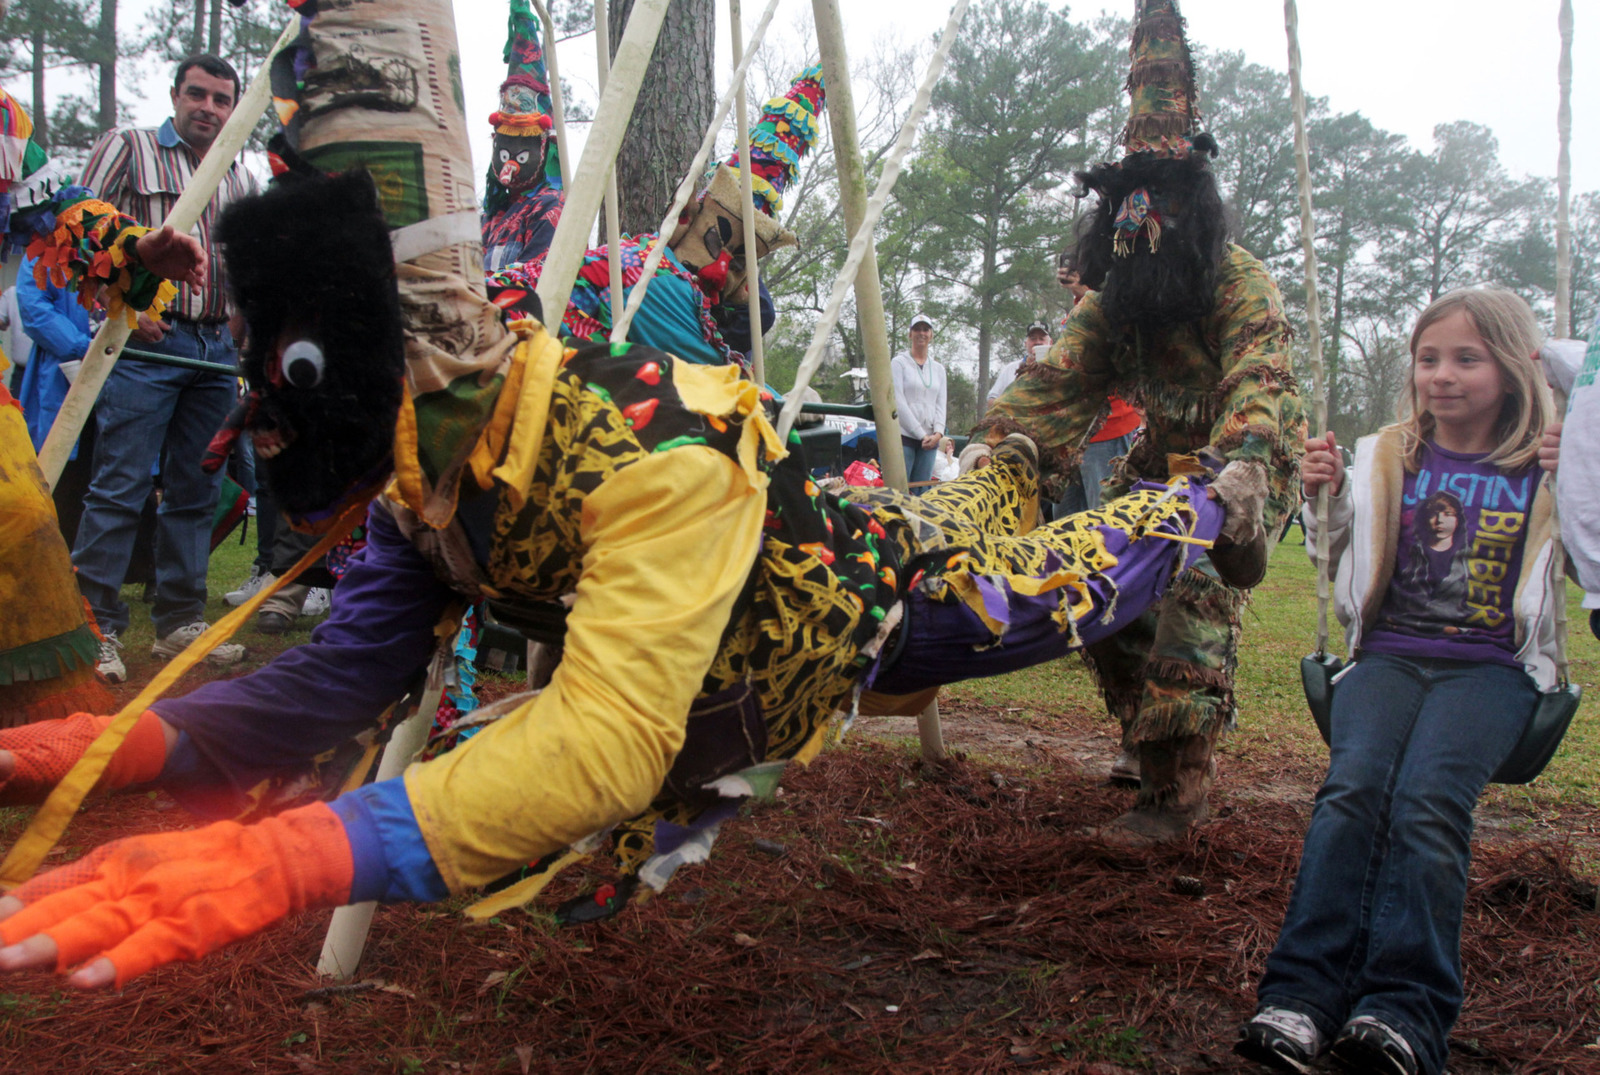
top-left (0, 82), bottom-right (204, 729)
top-left (486, 64), bottom-right (822, 371)
top-left (973, 0), bottom-right (1306, 844)
top-left (0, 0), bottom-right (1249, 993)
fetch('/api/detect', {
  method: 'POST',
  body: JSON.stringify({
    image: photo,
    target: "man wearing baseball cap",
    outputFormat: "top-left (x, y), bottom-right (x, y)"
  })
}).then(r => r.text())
top-left (890, 313), bottom-right (946, 487)
top-left (988, 320), bottom-right (1052, 404)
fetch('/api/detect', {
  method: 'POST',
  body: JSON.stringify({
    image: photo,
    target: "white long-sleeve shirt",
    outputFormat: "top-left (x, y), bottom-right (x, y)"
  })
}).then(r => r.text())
top-left (891, 350), bottom-right (946, 441)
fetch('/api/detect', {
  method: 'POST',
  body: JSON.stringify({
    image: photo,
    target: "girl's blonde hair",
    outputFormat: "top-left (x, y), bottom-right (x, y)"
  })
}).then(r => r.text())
top-left (1397, 286), bottom-right (1552, 472)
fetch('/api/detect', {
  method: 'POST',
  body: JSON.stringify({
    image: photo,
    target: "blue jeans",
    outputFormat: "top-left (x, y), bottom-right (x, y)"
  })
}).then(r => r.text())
top-left (72, 321), bottom-right (238, 636)
top-left (1256, 653), bottom-right (1537, 1075)
top-left (901, 436), bottom-right (937, 487)
top-left (1055, 431), bottom-right (1135, 515)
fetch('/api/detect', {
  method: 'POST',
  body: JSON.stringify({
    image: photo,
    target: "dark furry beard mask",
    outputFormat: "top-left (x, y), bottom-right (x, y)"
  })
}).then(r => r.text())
top-left (216, 167), bottom-right (406, 528)
top-left (1071, 144), bottom-right (1229, 331)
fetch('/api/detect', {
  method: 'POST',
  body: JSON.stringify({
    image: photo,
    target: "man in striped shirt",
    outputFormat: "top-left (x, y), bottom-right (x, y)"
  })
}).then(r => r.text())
top-left (72, 54), bottom-right (258, 680)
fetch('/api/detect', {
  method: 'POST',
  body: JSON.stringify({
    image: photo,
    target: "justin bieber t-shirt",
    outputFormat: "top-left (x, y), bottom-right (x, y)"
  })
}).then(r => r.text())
top-left (1363, 441), bottom-right (1539, 667)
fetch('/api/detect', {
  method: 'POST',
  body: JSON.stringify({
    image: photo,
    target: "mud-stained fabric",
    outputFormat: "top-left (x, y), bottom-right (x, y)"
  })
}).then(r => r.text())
top-left (1082, 560), bottom-right (1244, 743)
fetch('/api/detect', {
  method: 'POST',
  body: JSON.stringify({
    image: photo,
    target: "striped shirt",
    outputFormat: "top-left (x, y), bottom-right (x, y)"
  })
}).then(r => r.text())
top-left (79, 118), bottom-right (257, 322)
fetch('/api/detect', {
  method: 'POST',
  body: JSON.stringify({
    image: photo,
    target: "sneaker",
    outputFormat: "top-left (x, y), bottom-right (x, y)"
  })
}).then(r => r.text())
top-left (152, 622), bottom-right (246, 666)
top-left (303, 587), bottom-right (332, 617)
top-left (96, 632), bottom-right (126, 684)
top-left (1235, 1006), bottom-right (1325, 1074)
top-left (224, 568), bottom-right (271, 607)
top-left (1330, 1015), bottom-right (1418, 1075)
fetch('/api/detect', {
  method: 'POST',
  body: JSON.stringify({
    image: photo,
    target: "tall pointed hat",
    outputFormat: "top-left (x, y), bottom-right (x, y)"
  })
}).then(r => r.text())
top-left (485, 0), bottom-right (561, 213)
top-left (702, 65), bottom-right (827, 249)
top-left (1120, 0), bottom-right (1203, 160)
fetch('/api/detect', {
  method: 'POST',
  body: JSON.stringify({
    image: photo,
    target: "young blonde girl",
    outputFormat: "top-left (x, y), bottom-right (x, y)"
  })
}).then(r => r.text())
top-left (1237, 288), bottom-right (1564, 1075)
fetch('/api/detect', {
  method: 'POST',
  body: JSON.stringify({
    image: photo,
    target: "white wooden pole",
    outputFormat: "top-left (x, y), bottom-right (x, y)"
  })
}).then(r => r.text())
top-left (36, 19), bottom-right (298, 489)
top-left (775, 0), bottom-right (971, 443)
top-left (534, 0), bottom-right (674, 327)
top-left (594, 0), bottom-right (627, 320)
top-left (607, 0), bottom-right (783, 344)
top-left (1555, 0), bottom-right (1573, 338)
top-left (1284, 0), bottom-right (1331, 656)
top-left (730, 0), bottom-right (766, 385)
top-left (315, 671), bottom-right (442, 979)
top-left (811, 0), bottom-right (907, 492)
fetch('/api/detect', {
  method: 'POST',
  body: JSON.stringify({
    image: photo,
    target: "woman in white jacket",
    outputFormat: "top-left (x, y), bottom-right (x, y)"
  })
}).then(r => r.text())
top-left (1237, 288), bottom-right (1564, 1075)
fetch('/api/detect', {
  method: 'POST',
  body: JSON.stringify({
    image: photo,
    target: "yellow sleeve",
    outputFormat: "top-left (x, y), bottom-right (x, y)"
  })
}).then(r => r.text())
top-left (403, 444), bottom-right (767, 890)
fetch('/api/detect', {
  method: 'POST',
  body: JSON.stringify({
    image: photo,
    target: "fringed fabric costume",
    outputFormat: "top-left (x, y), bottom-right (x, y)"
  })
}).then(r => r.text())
top-left (150, 327), bottom-right (1225, 915)
top-left (488, 238), bottom-right (738, 368)
top-left (0, 0), bottom-right (1231, 966)
top-left (480, 0), bottom-right (564, 272)
top-left (975, 0), bottom-right (1306, 828)
top-left (0, 88), bottom-right (180, 726)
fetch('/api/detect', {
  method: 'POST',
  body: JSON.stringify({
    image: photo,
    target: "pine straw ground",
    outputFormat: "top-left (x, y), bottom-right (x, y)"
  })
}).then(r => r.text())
top-left (0, 706), bottom-right (1596, 1074)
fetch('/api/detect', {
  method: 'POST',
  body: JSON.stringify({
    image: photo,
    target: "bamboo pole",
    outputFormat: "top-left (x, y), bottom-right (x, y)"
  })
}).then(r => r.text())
top-left (1555, 0), bottom-right (1573, 338)
top-left (606, 0), bottom-right (783, 344)
top-left (811, 0), bottom-right (906, 492)
top-left (35, 18), bottom-right (298, 490)
top-left (594, 0), bottom-right (626, 320)
top-left (528, 0), bottom-right (573, 192)
top-left (315, 666), bottom-right (444, 979)
top-left (534, 0), bottom-right (673, 327)
top-left (730, 0), bottom-right (766, 385)
top-left (1283, 0), bottom-right (1330, 656)
top-left (774, 0), bottom-right (971, 443)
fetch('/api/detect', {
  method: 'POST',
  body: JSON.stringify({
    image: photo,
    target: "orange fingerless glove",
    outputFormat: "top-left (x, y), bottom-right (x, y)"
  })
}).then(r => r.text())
top-left (0, 801), bottom-right (354, 987)
top-left (0, 711), bottom-right (169, 806)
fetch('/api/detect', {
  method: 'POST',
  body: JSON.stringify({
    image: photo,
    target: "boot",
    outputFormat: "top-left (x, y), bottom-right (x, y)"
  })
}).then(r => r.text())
top-left (1094, 732), bottom-right (1216, 845)
top-left (1107, 718), bottom-right (1140, 788)
top-left (254, 581), bottom-right (310, 635)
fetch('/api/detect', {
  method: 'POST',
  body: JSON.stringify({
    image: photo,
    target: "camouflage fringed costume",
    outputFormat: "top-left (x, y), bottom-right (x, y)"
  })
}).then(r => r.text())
top-left (978, 242), bottom-right (1304, 744)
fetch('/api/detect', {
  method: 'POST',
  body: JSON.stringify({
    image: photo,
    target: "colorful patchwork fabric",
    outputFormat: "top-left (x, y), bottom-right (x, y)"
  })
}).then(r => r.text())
top-left (976, 243), bottom-right (1306, 533)
top-left (481, 186), bottom-right (563, 272)
top-left (23, 188), bottom-right (176, 327)
top-left (487, 235), bottom-right (738, 368)
top-left (729, 65), bottom-right (825, 215)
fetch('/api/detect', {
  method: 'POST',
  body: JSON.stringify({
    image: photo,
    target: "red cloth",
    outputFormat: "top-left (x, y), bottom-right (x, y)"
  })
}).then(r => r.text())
top-left (1091, 396), bottom-right (1141, 443)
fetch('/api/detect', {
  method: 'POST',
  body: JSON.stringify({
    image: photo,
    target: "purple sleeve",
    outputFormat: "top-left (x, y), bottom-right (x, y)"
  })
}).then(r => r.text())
top-left (153, 502), bottom-right (455, 795)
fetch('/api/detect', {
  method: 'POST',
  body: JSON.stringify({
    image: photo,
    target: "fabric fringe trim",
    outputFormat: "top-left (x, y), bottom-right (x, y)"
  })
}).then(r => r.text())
top-left (0, 625), bottom-right (100, 687)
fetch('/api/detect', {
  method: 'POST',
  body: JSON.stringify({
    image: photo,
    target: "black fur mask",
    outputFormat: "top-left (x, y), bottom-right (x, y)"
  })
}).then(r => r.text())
top-left (216, 168), bottom-right (405, 526)
top-left (1072, 140), bottom-right (1229, 330)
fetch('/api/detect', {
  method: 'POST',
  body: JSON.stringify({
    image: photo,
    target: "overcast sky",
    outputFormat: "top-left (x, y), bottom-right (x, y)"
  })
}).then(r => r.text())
top-left (6, 0), bottom-right (1593, 194)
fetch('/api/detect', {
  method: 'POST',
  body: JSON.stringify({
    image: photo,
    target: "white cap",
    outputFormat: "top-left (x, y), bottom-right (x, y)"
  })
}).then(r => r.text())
top-left (910, 312), bottom-right (935, 330)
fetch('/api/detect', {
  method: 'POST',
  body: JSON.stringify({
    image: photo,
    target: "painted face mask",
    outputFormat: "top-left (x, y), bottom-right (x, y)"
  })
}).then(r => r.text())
top-left (492, 130), bottom-right (550, 195)
top-left (668, 164), bottom-right (795, 304)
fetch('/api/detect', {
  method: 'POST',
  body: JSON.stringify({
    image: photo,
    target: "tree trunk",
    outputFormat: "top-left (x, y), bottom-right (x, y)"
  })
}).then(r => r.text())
top-left (30, 23), bottom-right (48, 148)
top-left (191, 0), bottom-right (205, 53)
top-left (606, 0), bottom-right (715, 237)
top-left (96, 0), bottom-right (116, 132)
top-left (208, 0), bottom-right (222, 56)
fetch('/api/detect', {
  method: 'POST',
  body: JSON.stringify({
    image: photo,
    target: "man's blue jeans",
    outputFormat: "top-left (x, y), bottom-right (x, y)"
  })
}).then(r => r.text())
top-left (1256, 653), bottom-right (1537, 1075)
top-left (72, 321), bottom-right (237, 636)
top-left (1055, 431), bottom-right (1135, 515)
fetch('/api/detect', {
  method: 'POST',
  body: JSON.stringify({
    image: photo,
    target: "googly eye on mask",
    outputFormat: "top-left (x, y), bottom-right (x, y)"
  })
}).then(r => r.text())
top-left (283, 339), bottom-right (326, 389)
